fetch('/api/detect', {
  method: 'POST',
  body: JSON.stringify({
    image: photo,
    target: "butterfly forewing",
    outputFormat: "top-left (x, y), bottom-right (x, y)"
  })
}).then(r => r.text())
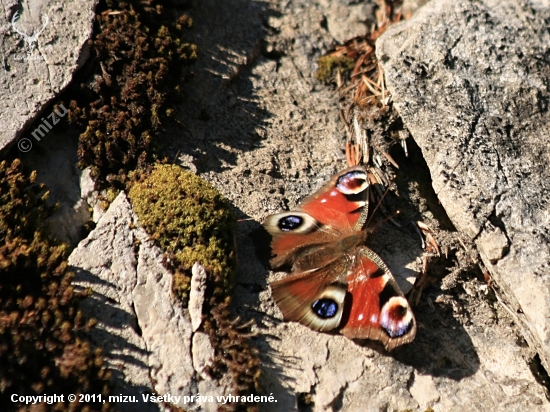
top-left (262, 167), bottom-right (369, 269)
top-left (300, 166), bottom-right (370, 232)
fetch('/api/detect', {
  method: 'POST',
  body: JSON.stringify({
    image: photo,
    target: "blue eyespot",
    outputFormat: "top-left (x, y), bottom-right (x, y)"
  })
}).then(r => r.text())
top-left (312, 299), bottom-right (338, 319)
top-left (278, 215), bottom-right (303, 231)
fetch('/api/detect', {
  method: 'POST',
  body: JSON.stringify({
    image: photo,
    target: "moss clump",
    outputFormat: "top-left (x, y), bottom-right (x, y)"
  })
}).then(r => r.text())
top-left (129, 164), bottom-right (261, 410)
top-left (0, 159), bottom-right (111, 411)
top-left (128, 164), bottom-right (236, 301)
top-left (203, 296), bottom-right (262, 412)
top-left (315, 55), bottom-right (355, 83)
top-left (68, 0), bottom-right (197, 189)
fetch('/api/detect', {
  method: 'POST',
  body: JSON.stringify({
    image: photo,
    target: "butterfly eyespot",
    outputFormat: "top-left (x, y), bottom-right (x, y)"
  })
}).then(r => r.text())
top-left (336, 170), bottom-right (369, 195)
top-left (380, 297), bottom-right (414, 338)
top-left (278, 215), bottom-right (303, 231)
top-left (312, 298), bottom-right (338, 319)
top-left (263, 211), bottom-right (319, 235)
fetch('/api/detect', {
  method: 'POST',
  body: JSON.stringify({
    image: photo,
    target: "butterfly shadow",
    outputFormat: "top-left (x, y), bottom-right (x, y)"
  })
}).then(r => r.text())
top-left (359, 292), bottom-right (481, 380)
top-left (230, 218), bottom-right (301, 408)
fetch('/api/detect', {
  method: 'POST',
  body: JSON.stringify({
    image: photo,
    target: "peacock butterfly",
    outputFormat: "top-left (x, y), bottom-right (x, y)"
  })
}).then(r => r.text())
top-left (262, 166), bottom-right (416, 350)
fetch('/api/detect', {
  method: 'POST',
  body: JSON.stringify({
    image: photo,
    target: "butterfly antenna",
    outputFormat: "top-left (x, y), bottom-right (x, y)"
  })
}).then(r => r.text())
top-left (372, 210), bottom-right (401, 230)
top-left (365, 184), bottom-right (392, 227)
top-left (237, 217), bottom-right (255, 222)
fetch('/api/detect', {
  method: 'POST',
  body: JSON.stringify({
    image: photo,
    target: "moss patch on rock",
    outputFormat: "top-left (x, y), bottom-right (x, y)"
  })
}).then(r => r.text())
top-left (0, 159), bottom-right (111, 411)
top-left (128, 164), bottom-right (236, 301)
top-left (68, 0), bottom-right (197, 190)
top-left (128, 164), bottom-right (261, 410)
top-left (315, 55), bottom-right (355, 83)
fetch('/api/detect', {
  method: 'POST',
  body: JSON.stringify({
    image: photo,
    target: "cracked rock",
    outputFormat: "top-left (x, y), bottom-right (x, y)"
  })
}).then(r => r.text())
top-left (189, 262), bottom-right (208, 332)
top-left (477, 223), bottom-right (510, 263)
top-left (318, 0), bottom-right (375, 43)
top-left (69, 192), bottom-right (224, 411)
top-left (0, 0), bottom-right (97, 150)
top-left (33, 0), bottom-right (550, 410)
top-left (409, 373), bottom-right (440, 408)
top-left (377, 0), bottom-right (550, 372)
top-left (191, 331), bottom-right (215, 381)
top-left (167, 0), bottom-right (550, 410)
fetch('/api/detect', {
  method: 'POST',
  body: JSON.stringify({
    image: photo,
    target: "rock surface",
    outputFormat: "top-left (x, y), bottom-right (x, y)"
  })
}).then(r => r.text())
top-left (160, 0), bottom-right (550, 410)
top-left (377, 0), bottom-right (550, 374)
top-left (21, 131), bottom-right (92, 247)
top-left (2, 0), bottom-right (98, 245)
top-left (10, 0), bottom-right (548, 410)
top-left (0, 0), bottom-right (96, 150)
top-left (69, 193), bottom-right (224, 411)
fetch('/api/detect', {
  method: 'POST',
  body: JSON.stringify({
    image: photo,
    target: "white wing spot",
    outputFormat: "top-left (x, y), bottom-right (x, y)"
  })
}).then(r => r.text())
top-left (321, 198), bottom-right (327, 203)
top-left (370, 314), bottom-right (378, 323)
top-left (330, 190), bottom-right (338, 197)
top-left (357, 314), bottom-right (364, 321)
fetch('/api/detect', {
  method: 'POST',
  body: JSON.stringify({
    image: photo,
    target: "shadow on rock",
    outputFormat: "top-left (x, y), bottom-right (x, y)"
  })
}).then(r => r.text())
top-left (229, 216), bottom-right (297, 408)
top-left (72, 268), bottom-right (160, 412)
top-left (391, 290), bottom-right (480, 380)
top-left (162, 0), bottom-right (280, 173)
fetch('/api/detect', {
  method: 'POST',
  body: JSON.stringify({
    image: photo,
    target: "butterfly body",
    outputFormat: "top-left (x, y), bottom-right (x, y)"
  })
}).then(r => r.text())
top-left (263, 166), bottom-right (416, 350)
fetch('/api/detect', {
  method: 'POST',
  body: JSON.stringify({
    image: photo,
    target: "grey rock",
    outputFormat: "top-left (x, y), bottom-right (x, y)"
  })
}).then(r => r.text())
top-left (69, 193), bottom-right (224, 411)
top-left (402, 0), bottom-right (430, 18)
top-left (22, 130), bottom-right (91, 247)
top-left (170, 0), bottom-right (550, 410)
top-left (2, 0), bottom-right (97, 248)
top-left (408, 373), bottom-right (440, 409)
top-left (0, 0), bottom-right (97, 151)
top-left (191, 331), bottom-right (215, 381)
top-left (69, 193), bottom-right (158, 412)
top-left (189, 262), bottom-right (207, 333)
top-left (318, 0), bottom-right (375, 43)
top-left (377, 0), bottom-right (550, 372)
top-left (80, 167), bottom-right (107, 223)
top-left (477, 223), bottom-right (509, 263)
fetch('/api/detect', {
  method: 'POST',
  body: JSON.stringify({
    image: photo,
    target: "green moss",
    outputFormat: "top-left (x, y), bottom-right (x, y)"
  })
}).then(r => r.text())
top-left (315, 55), bottom-right (355, 83)
top-left (128, 164), bottom-right (236, 301)
top-left (128, 164), bottom-right (261, 410)
top-left (0, 159), bottom-right (112, 411)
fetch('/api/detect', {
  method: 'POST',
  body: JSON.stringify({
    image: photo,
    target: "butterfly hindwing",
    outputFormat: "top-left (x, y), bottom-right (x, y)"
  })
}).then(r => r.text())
top-left (270, 256), bottom-right (351, 332)
top-left (270, 245), bottom-right (416, 350)
top-left (340, 247), bottom-right (416, 350)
